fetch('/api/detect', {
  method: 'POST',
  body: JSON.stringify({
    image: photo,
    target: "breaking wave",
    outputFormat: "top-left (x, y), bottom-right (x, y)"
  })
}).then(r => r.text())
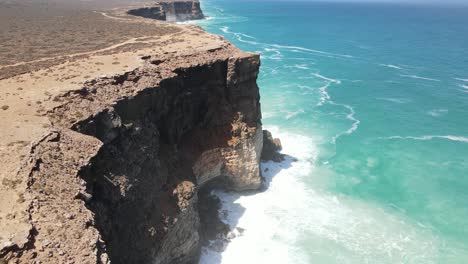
top-left (200, 128), bottom-right (440, 264)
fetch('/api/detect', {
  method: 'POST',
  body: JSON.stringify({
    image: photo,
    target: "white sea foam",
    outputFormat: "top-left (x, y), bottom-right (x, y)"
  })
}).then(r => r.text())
top-left (219, 26), bottom-right (259, 45)
top-left (400, 74), bottom-right (440, 82)
top-left (459, 84), bottom-right (468, 89)
top-left (286, 109), bottom-right (305, 119)
top-left (297, 85), bottom-right (314, 92)
top-left (381, 135), bottom-right (468, 143)
top-left (219, 27), bottom-right (353, 61)
top-left (312, 73), bottom-right (341, 84)
top-left (220, 26), bottom-right (256, 40)
top-left (307, 73), bottom-right (341, 106)
top-left (377, 97), bottom-right (411, 104)
top-left (379, 64), bottom-right (403, 70)
top-left (285, 64), bottom-right (310, 70)
top-left (331, 103), bottom-right (361, 143)
top-left (455, 78), bottom-right (468, 82)
top-left (261, 48), bottom-right (283, 60)
top-left (200, 128), bottom-right (440, 264)
top-left (220, 26), bottom-right (229, 33)
top-left (428, 109), bottom-right (448, 117)
top-left (317, 83), bottom-right (331, 106)
top-left (199, 128), bottom-right (317, 264)
top-left (270, 44), bottom-right (354, 58)
top-left (287, 49), bottom-right (342, 59)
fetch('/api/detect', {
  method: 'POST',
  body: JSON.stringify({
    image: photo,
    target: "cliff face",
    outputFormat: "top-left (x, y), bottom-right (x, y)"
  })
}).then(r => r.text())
top-left (128, 1), bottom-right (205, 22)
top-left (70, 50), bottom-right (262, 264)
top-left (161, 1), bottom-right (205, 22)
top-left (0, 0), bottom-right (268, 262)
top-left (1, 41), bottom-right (263, 263)
top-left (127, 6), bottom-right (166, 21)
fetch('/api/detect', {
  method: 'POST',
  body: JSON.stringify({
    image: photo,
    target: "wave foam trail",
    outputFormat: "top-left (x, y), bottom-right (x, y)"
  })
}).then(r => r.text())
top-left (200, 128), bottom-right (440, 264)
top-left (217, 28), bottom-right (352, 61)
top-left (459, 84), bottom-right (468, 90)
top-left (379, 64), bottom-right (403, 70)
top-left (312, 73), bottom-right (341, 84)
top-left (455, 78), bottom-right (468, 82)
top-left (220, 26), bottom-right (256, 40)
top-left (270, 44), bottom-right (354, 58)
top-left (262, 48), bottom-right (283, 60)
top-left (377, 97), bottom-right (411, 104)
top-left (308, 72), bottom-right (360, 141)
top-left (400, 74), bottom-right (440, 82)
top-left (317, 83), bottom-right (331, 106)
top-left (381, 135), bottom-right (468, 143)
top-left (427, 109), bottom-right (448, 117)
top-left (284, 64), bottom-right (310, 70)
top-left (331, 103), bottom-right (361, 143)
top-left (286, 109), bottom-right (305, 119)
top-left (219, 26), bottom-right (259, 45)
top-left (307, 73), bottom-right (341, 106)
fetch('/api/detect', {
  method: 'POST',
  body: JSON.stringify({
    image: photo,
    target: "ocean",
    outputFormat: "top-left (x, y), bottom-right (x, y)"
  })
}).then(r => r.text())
top-left (192, 1), bottom-right (468, 263)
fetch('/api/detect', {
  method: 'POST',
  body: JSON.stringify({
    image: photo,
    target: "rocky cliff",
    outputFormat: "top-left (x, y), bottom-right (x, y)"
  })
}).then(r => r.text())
top-left (0, 30), bottom-right (264, 264)
top-left (0, 0), bottom-right (281, 262)
top-left (128, 1), bottom-right (205, 22)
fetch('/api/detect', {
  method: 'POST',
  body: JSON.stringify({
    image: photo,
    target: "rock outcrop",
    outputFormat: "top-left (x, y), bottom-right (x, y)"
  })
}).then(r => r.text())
top-left (128, 0), bottom-right (205, 22)
top-left (261, 130), bottom-right (284, 162)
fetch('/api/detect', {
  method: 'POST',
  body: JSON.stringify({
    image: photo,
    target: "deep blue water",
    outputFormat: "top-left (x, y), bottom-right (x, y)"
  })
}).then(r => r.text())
top-left (194, 1), bottom-right (468, 263)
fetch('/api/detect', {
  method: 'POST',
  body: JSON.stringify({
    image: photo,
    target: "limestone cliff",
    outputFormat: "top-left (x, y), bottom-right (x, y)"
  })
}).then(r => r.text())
top-left (128, 1), bottom-right (205, 22)
top-left (0, 37), bottom-right (263, 264)
top-left (0, 0), bottom-right (273, 263)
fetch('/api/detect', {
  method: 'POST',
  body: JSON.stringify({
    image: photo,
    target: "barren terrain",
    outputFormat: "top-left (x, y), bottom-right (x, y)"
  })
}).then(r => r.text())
top-left (0, 0), bottom-right (183, 79)
top-left (1, 1), bottom-right (243, 262)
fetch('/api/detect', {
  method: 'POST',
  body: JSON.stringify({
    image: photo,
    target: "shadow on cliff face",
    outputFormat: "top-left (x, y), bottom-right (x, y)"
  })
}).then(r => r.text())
top-left (198, 155), bottom-right (297, 263)
top-left (64, 52), bottom-right (263, 264)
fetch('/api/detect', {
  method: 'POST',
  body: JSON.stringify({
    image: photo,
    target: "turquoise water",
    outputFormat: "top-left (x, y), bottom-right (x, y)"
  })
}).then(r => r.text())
top-left (194, 1), bottom-right (468, 263)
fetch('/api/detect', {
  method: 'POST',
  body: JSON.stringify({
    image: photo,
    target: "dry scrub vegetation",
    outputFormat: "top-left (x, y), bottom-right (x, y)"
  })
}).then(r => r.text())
top-left (0, 0), bottom-right (181, 78)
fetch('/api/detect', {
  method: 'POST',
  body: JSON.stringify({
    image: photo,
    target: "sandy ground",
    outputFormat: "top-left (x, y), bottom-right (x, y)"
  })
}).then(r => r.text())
top-left (0, 0), bottom-right (227, 253)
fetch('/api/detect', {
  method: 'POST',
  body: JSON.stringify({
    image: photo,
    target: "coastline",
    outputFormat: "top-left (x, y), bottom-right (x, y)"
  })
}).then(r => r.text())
top-left (193, 1), bottom-right (468, 263)
top-left (3, 0), bottom-right (467, 263)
